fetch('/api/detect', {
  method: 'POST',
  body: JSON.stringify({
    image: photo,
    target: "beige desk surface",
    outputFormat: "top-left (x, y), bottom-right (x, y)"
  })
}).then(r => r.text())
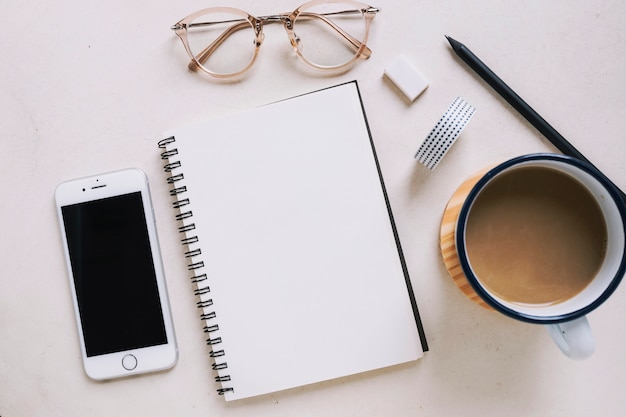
top-left (2, 1), bottom-right (626, 415)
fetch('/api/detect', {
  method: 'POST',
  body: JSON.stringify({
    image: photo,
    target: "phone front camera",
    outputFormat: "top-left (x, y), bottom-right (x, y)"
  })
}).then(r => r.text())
top-left (82, 188), bottom-right (86, 192)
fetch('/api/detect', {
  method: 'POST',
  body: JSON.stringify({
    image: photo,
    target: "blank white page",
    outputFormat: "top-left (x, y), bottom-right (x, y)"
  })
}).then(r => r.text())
top-left (163, 81), bottom-right (425, 401)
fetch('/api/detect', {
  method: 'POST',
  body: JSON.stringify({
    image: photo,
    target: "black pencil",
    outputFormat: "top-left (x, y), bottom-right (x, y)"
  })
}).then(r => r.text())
top-left (445, 35), bottom-right (626, 201)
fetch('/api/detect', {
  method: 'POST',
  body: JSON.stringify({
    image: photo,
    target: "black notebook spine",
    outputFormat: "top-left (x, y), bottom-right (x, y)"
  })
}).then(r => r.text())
top-left (158, 136), bottom-right (234, 397)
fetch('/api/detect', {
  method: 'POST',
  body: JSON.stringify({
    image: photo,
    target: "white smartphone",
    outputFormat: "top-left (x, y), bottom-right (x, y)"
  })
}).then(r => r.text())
top-left (55, 168), bottom-right (178, 380)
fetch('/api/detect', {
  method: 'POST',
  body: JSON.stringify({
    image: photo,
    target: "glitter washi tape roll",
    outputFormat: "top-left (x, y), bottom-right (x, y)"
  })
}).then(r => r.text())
top-left (415, 97), bottom-right (476, 170)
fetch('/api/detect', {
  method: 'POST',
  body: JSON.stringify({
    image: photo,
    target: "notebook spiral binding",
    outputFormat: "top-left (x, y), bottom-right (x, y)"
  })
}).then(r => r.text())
top-left (158, 136), bottom-right (234, 396)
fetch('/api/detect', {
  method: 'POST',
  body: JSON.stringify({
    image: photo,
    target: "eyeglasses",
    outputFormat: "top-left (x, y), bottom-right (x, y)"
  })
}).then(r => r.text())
top-left (171, 0), bottom-right (380, 79)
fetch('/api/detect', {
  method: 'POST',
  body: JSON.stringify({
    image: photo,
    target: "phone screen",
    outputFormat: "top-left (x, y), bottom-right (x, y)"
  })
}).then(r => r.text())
top-left (61, 191), bottom-right (168, 357)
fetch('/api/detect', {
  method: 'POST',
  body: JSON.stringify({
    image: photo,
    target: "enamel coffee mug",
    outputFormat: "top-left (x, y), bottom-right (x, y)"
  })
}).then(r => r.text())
top-left (440, 153), bottom-right (626, 359)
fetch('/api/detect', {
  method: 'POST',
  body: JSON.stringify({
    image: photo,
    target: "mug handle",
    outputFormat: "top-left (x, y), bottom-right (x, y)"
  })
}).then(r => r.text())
top-left (546, 316), bottom-right (595, 360)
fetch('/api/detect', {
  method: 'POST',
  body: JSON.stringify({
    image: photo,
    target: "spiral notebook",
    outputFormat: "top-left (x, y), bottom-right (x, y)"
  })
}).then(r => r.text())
top-left (157, 81), bottom-right (427, 401)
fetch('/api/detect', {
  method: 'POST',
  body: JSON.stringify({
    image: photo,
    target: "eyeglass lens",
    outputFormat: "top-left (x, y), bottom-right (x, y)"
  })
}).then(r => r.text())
top-left (293, 2), bottom-right (368, 68)
top-left (185, 10), bottom-right (257, 77)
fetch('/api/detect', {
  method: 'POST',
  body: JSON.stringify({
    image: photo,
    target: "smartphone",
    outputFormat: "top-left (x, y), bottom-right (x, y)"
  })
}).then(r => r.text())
top-left (55, 168), bottom-right (178, 380)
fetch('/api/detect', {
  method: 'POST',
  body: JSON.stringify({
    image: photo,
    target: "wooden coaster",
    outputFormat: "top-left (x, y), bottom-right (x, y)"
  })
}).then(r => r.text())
top-left (439, 167), bottom-right (494, 310)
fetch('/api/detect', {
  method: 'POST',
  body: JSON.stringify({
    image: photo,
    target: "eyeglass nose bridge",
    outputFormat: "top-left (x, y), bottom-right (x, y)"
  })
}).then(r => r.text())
top-left (257, 14), bottom-right (293, 26)
top-left (254, 14), bottom-right (301, 51)
top-left (252, 14), bottom-right (297, 48)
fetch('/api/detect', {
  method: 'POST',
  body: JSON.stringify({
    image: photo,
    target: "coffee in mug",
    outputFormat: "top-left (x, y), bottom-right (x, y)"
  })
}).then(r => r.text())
top-left (441, 154), bottom-right (626, 359)
top-left (465, 165), bottom-right (607, 306)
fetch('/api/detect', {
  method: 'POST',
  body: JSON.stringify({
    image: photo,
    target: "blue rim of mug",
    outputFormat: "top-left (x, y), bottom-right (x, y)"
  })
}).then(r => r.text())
top-left (455, 153), bottom-right (626, 324)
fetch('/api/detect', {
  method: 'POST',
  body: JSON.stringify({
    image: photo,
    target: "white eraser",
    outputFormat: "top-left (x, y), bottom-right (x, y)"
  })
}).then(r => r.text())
top-left (384, 55), bottom-right (429, 101)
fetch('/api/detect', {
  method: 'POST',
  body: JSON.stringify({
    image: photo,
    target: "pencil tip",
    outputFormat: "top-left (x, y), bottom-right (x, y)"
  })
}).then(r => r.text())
top-left (445, 35), bottom-right (460, 49)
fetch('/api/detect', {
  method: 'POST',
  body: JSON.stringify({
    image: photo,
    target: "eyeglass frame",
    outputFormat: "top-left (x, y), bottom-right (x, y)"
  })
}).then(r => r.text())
top-left (171, 0), bottom-right (380, 79)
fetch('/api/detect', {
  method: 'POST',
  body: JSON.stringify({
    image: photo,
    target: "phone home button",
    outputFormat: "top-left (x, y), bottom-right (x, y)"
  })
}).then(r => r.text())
top-left (121, 354), bottom-right (138, 371)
